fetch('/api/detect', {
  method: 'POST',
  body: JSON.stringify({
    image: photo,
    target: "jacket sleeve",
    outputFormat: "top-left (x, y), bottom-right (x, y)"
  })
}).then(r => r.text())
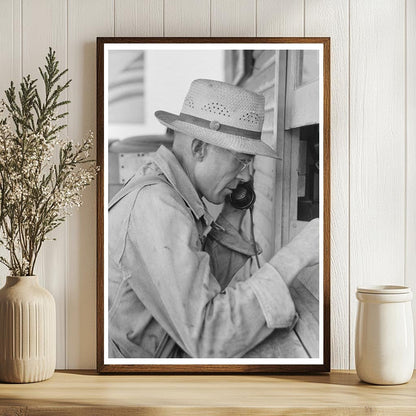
top-left (121, 182), bottom-right (296, 358)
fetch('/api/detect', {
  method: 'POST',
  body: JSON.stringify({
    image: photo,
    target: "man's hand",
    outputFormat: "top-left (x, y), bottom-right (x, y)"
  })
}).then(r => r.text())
top-left (220, 195), bottom-right (248, 230)
top-left (269, 218), bottom-right (319, 286)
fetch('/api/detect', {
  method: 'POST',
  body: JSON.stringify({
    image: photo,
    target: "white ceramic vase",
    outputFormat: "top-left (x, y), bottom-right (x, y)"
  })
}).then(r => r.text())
top-left (0, 276), bottom-right (56, 383)
top-left (355, 285), bottom-right (414, 385)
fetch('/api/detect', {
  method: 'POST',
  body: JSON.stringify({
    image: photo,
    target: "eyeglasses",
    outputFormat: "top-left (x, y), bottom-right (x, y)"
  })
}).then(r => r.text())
top-left (226, 149), bottom-right (253, 174)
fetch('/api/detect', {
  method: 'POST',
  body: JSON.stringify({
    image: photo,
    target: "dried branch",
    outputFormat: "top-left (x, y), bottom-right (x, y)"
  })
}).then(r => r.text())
top-left (0, 48), bottom-right (97, 276)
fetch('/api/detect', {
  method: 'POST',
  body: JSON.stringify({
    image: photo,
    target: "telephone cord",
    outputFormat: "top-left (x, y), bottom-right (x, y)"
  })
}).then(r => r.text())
top-left (249, 206), bottom-right (261, 269)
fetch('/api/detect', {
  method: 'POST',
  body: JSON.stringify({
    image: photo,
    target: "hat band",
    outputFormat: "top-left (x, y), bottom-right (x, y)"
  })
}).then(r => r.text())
top-left (178, 113), bottom-right (262, 140)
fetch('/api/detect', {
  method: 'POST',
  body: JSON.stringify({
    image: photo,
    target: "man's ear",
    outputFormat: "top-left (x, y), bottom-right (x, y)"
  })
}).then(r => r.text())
top-left (191, 139), bottom-right (208, 161)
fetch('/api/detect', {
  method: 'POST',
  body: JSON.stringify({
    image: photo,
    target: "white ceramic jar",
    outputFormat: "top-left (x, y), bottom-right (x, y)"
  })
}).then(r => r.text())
top-left (355, 285), bottom-right (414, 385)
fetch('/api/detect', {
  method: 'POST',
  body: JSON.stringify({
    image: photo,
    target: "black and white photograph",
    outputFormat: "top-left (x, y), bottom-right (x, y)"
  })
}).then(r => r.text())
top-left (97, 38), bottom-right (330, 373)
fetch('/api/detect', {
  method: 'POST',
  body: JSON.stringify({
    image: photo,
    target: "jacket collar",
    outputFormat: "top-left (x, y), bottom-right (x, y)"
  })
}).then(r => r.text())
top-left (154, 146), bottom-right (214, 226)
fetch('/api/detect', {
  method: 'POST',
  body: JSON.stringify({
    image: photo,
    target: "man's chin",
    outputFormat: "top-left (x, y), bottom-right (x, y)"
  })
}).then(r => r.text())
top-left (207, 198), bottom-right (225, 205)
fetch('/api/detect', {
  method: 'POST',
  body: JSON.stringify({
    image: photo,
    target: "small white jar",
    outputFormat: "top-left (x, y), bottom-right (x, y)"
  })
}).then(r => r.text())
top-left (355, 285), bottom-right (414, 385)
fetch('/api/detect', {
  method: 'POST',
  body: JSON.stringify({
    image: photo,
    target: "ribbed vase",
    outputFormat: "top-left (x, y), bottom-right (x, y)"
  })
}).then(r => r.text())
top-left (0, 276), bottom-right (56, 383)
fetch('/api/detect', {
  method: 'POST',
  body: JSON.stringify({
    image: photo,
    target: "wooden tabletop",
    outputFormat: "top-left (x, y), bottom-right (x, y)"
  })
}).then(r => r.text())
top-left (0, 370), bottom-right (415, 415)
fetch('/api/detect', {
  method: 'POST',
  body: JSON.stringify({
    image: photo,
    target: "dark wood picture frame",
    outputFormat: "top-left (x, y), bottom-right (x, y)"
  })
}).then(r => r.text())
top-left (97, 37), bottom-right (330, 374)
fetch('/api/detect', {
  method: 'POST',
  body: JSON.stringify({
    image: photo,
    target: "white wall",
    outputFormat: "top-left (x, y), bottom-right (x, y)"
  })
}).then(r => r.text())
top-left (0, 0), bottom-right (414, 370)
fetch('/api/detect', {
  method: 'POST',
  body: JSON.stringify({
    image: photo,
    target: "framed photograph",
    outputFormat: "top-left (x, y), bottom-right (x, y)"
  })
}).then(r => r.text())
top-left (97, 37), bottom-right (330, 374)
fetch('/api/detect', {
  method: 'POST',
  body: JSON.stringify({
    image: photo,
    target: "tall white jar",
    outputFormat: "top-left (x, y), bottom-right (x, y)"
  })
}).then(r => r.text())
top-left (355, 285), bottom-right (414, 385)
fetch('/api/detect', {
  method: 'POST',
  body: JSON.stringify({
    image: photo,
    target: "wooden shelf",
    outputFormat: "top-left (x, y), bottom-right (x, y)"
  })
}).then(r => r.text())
top-left (0, 370), bottom-right (415, 415)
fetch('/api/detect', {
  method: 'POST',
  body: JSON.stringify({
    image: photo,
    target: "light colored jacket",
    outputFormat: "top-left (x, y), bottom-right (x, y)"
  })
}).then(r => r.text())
top-left (108, 146), bottom-right (296, 358)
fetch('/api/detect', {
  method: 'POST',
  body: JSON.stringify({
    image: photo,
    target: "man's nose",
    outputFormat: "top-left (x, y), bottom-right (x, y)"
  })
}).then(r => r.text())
top-left (236, 166), bottom-right (251, 182)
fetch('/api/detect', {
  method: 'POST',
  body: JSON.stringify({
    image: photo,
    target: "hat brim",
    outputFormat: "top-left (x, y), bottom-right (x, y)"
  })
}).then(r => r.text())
top-left (155, 110), bottom-right (279, 159)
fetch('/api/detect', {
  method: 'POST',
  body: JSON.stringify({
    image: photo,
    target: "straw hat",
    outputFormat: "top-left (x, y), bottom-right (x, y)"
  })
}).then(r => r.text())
top-left (155, 79), bottom-right (278, 158)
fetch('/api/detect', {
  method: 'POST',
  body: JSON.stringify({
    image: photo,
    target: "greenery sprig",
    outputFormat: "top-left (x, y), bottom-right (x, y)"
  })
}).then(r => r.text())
top-left (0, 48), bottom-right (97, 276)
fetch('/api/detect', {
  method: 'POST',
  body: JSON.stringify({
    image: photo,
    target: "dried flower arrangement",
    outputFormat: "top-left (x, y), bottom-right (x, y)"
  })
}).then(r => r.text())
top-left (0, 48), bottom-right (97, 276)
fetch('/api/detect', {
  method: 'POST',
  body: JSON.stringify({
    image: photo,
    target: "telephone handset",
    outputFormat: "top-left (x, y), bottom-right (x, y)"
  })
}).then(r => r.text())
top-left (230, 181), bottom-right (256, 210)
top-left (229, 181), bottom-right (260, 268)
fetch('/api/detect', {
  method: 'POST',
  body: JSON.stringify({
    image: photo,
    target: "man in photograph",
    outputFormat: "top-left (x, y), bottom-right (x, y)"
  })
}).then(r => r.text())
top-left (108, 78), bottom-right (319, 358)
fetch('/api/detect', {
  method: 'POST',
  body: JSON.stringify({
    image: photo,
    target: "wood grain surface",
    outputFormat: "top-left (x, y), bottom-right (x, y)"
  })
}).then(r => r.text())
top-left (67, 0), bottom-right (114, 370)
top-left (115, 0), bottom-right (163, 37)
top-left (0, 371), bottom-right (415, 415)
top-left (305, 0), bottom-right (350, 371)
top-left (22, 0), bottom-right (68, 369)
top-left (164, 0), bottom-right (210, 36)
top-left (406, 0), bottom-right (416, 366)
top-left (211, 0), bottom-right (256, 37)
top-left (349, 0), bottom-right (406, 369)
